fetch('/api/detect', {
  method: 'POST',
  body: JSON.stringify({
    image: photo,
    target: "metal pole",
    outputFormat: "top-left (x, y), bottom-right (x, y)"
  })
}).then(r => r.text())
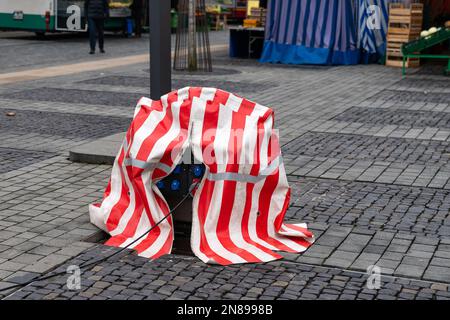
top-left (149, 0), bottom-right (171, 100)
top-left (187, 0), bottom-right (197, 71)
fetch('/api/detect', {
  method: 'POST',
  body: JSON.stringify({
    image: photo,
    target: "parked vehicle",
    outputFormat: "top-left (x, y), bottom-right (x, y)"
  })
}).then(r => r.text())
top-left (0, 0), bottom-right (133, 36)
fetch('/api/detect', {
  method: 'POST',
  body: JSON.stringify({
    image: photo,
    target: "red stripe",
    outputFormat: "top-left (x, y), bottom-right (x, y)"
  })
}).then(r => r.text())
top-left (253, 115), bottom-right (295, 251)
top-left (226, 98), bottom-right (255, 173)
top-left (257, 124), bottom-right (310, 252)
top-left (130, 172), bottom-right (162, 254)
top-left (200, 90), bottom-right (230, 172)
top-left (257, 170), bottom-right (297, 252)
top-left (105, 149), bottom-right (130, 232)
top-left (135, 91), bottom-right (178, 161)
top-left (240, 183), bottom-right (283, 259)
top-left (125, 99), bottom-right (158, 158)
top-left (144, 192), bottom-right (173, 259)
top-left (276, 195), bottom-right (313, 249)
top-left (156, 89), bottom-right (199, 171)
top-left (238, 113), bottom-right (284, 257)
top-left (196, 179), bottom-right (232, 265)
top-left (103, 179), bottom-right (112, 199)
top-left (115, 90), bottom-right (180, 257)
top-left (107, 165), bottom-right (154, 248)
top-left (214, 97), bottom-right (267, 263)
top-left (105, 207), bottom-right (143, 247)
top-left (215, 180), bottom-right (261, 262)
top-left (273, 187), bottom-right (291, 232)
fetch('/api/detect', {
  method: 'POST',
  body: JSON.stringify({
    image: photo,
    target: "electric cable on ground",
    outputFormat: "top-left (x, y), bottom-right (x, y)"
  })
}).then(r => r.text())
top-left (0, 182), bottom-right (198, 294)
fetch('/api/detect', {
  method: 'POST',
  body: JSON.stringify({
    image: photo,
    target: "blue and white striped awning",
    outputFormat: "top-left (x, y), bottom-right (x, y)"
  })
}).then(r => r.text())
top-left (260, 0), bottom-right (421, 65)
top-left (357, 0), bottom-right (420, 60)
top-left (260, 0), bottom-right (360, 65)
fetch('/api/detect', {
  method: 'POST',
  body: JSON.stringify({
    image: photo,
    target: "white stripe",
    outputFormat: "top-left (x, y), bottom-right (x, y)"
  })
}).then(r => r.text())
top-left (190, 89), bottom-right (217, 263)
top-left (227, 103), bottom-right (279, 262)
top-left (89, 146), bottom-right (124, 231)
top-left (145, 88), bottom-right (190, 170)
top-left (247, 178), bottom-right (278, 251)
top-left (198, 91), bottom-right (247, 263)
top-left (241, 108), bottom-right (279, 251)
top-left (190, 177), bottom-right (211, 263)
top-left (118, 206), bottom-right (150, 248)
top-left (109, 162), bottom-right (137, 236)
top-left (128, 95), bottom-right (168, 158)
top-left (259, 114), bottom-right (273, 170)
top-left (194, 91), bottom-right (249, 263)
top-left (131, 171), bottom-right (173, 257)
top-left (203, 180), bottom-right (246, 263)
top-left (213, 95), bottom-right (235, 170)
top-left (279, 224), bottom-right (310, 238)
top-left (228, 181), bottom-right (277, 261)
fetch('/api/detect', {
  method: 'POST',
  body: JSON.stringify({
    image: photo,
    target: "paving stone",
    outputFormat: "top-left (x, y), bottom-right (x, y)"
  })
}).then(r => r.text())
top-left (288, 177), bottom-right (450, 238)
top-left (333, 107), bottom-right (450, 129)
top-left (423, 266), bottom-right (450, 283)
top-left (5, 271), bottom-right (40, 284)
top-left (369, 89), bottom-right (450, 104)
top-left (79, 76), bottom-right (273, 94)
top-left (284, 132), bottom-right (450, 166)
top-left (394, 264), bottom-right (426, 278)
top-left (0, 148), bottom-right (57, 175)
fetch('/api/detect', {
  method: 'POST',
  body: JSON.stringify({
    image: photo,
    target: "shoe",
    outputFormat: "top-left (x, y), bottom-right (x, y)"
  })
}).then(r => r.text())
top-left (89, 51), bottom-right (95, 54)
top-left (100, 49), bottom-right (105, 53)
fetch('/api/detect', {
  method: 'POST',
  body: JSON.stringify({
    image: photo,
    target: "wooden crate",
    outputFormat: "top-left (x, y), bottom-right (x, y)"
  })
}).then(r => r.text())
top-left (386, 3), bottom-right (423, 68)
top-left (386, 53), bottom-right (420, 68)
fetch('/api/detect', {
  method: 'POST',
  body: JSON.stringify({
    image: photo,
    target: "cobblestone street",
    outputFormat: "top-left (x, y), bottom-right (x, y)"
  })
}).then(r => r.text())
top-left (0, 30), bottom-right (450, 300)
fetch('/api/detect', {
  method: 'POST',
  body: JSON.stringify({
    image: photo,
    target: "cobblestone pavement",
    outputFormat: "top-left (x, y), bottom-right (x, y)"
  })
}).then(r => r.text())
top-left (283, 132), bottom-right (450, 166)
top-left (0, 109), bottom-right (131, 138)
top-left (1, 30), bottom-right (450, 300)
top-left (0, 31), bottom-right (228, 73)
top-left (370, 90), bottom-right (450, 104)
top-left (78, 75), bottom-right (274, 94)
top-left (288, 177), bottom-right (450, 238)
top-left (4, 245), bottom-right (450, 300)
top-left (332, 106), bottom-right (450, 128)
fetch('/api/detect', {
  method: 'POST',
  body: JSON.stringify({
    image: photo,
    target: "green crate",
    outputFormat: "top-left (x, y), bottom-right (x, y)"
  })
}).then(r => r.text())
top-left (401, 28), bottom-right (450, 77)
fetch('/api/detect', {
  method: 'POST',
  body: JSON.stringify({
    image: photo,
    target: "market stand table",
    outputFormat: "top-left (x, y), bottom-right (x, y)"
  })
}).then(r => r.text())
top-left (229, 26), bottom-right (265, 59)
top-left (402, 28), bottom-right (450, 77)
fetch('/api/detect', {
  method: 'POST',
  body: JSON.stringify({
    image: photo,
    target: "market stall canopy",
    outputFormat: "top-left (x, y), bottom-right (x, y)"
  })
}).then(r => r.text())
top-left (260, 0), bottom-right (360, 65)
top-left (260, 0), bottom-right (424, 65)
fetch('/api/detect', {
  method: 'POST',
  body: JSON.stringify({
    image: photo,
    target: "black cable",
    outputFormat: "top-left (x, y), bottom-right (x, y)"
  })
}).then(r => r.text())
top-left (0, 183), bottom-right (198, 294)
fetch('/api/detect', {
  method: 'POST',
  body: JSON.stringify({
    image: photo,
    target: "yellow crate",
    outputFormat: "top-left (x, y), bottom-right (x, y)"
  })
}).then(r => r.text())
top-left (243, 19), bottom-right (258, 27)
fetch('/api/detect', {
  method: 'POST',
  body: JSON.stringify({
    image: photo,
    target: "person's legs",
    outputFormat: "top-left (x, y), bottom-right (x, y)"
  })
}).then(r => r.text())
top-left (135, 16), bottom-right (142, 37)
top-left (88, 18), bottom-right (97, 53)
top-left (96, 18), bottom-right (105, 52)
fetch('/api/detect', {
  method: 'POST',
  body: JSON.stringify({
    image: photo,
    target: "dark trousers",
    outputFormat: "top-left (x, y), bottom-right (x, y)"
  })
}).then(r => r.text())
top-left (88, 17), bottom-right (104, 51)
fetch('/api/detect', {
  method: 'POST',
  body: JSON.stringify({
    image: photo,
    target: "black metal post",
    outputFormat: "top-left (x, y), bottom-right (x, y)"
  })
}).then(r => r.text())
top-left (149, 0), bottom-right (171, 100)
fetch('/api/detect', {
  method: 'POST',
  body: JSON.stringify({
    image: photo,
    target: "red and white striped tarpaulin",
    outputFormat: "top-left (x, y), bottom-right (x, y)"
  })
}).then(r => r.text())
top-left (89, 87), bottom-right (314, 265)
